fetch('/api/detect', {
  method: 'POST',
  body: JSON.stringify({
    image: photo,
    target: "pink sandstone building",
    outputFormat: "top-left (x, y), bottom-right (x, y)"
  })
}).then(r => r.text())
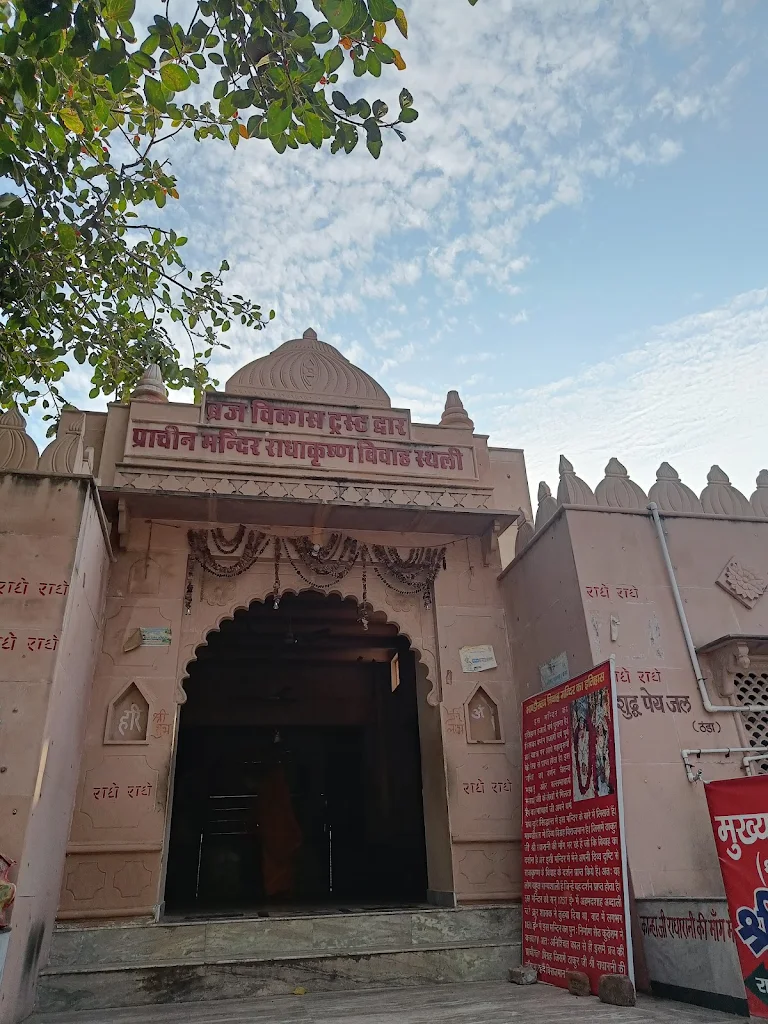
top-left (0, 330), bottom-right (766, 1021)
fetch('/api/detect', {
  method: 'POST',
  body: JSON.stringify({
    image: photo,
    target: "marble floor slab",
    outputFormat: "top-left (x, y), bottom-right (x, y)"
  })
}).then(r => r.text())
top-left (28, 981), bottom-right (740, 1024)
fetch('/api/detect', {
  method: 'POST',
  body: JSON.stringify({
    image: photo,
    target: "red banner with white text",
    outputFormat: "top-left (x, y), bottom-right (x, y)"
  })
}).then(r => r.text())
top-left (522, 660), bottom-right (634, 993)
top-left (705, 776), bottom-right (768, 1017)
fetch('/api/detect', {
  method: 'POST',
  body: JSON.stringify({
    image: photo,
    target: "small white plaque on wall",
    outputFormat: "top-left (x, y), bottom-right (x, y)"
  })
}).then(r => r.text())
top-left (539, 651), bottom-right (570, 691)
top-left (459, 645), bottom-right (497, 673)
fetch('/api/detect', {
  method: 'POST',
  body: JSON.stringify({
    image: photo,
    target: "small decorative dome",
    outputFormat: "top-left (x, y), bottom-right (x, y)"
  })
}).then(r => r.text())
top-left (557, 455), bottom-right (596, 506)
top-left (226, 329), bottom-right (391, 408)
top-left (38, 414), bottom-right (88, 475)
top-left (595, 458), bottom-right (648, 509)
top-left (514, 509), bottom-right (535, 556)
top-left (700, 465), bottom-right (752, 516)
top-left (439, 390), bottom-right (474, 429)
top-left (534, 481), bottom-right (559, 532)
top-left (751, 470), bottom-right (768, 519)
top-left (0, 406), bottom-right (39, 472)
top-left (130, 364), bottom-right (168, 403)
top-left (648, 462), bottom-right (702, 514)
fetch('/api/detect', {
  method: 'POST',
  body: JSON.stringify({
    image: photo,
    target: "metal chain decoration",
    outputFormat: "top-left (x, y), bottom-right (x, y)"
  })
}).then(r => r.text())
top-left (187, 528), bottom-right (269, 577)
top-left (186, 528), bottom-right (447, 608)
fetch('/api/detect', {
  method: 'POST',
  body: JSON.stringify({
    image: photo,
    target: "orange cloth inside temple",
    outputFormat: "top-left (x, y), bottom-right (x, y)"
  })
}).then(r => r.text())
top-left (254, 765), bottom-right (303, 899)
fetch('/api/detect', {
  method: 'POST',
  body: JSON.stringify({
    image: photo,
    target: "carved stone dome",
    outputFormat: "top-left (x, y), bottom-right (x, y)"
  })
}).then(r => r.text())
top-left (225, 328), bottom-right (391, 408)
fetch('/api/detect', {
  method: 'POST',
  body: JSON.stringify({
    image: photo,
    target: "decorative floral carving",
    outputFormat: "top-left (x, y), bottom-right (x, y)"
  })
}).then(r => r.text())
top-left (202, 578), bottom-right (237, 607)
top-left (700, 466), bottom-right (752, 517)
top-left (556, 456), bottom-right (596, 506)
top-left (751, 470), bottom-right (768, 519)
top-left (534, 481), bottom-right (558, 532)
top-left (595, 458), bottom-right (648, 509)
top-left (0, 407), bottom-right (38, 472)
top-left (648, 462), bottom-right (702, 514)
top-left (715, 557), bottom-right (768, 610)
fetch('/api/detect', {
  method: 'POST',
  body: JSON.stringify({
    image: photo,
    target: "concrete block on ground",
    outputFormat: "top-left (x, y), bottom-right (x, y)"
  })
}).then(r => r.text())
top-left (508, 965), bottom-right (537, 985)
top-left (566, 970), bottom-right (590, 996)
top-left (598, 973), bottom-right (636, 1006)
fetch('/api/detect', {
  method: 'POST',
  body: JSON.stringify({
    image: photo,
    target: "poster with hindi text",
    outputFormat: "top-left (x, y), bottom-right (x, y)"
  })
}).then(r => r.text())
top-left (705, 776), bottom-right (768, 1017)
top-left (521, 659), bottom-right (634, 993)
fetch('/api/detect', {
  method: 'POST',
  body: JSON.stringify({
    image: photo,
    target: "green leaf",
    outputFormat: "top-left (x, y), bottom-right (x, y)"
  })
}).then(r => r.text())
top-left (190, 52), bottom-right (206, 68)
top-left (369, 0), bottom-right (397, 20)
top-left (331, 90), bottom-right (349, 111)
top-left (366, 50), bottom-right (381, 77)
top-left (155, 188), bottom-right (167, 208)
top-left (324, 45), bottom-right (344, 74)
top-left (45, 122), bottom-right (67, 151)
top-left (303, 111), bottom-right (324, 148)
top-left (0, 194), bottom-right (25, 218)
top-left (399, 87), bottom-right (413, 108)
top-left (109, 61), bottom-right (131, 92)
top-left (372, 99), bottom-right (388, 119)
top-left (312, 21), bottom-right (333, 43)
top-left (320, 0), bottom-right (354, 30)
top-left (106, 0), bottom-right (135, 21)
top-left (90, 44), bottom-right (125, 75)
top-left (213, 80), bottom-right (228, 99)
top-left (144, 76), bottom-right (167, 111)
top-left (18, 59), bottom-right (38, 99)
top-left (373, 41), bottom-right (395, 63)
top-left (270, 132), bottom-right (287, 153)
top-left (160, 63), bottom-right (191, 91)
top-left (394, 7), bottom-right (408, 37)
top-left (57, 223), bottom-right (78, 250)
top-left (398, 106), bottom-right (418, 122)
top-left (366, 137), bottom-right (382, 158)
top-left (59, 108), bottom-right (85, 134)
top-left (267, 100), bottom-right (292, 136)
top-left (130, 50), bottom-right (155, 70)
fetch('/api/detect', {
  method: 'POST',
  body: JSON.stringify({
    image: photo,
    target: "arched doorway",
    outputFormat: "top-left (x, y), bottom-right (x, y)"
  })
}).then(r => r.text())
top-left (164, 591), bottom-right (428, 916)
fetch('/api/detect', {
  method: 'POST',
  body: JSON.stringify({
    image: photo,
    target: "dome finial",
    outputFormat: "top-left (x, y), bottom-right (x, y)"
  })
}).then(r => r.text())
top-left (439, 389), bottom-right (474, 429)
top-left (130, 364), bottom-right (168, 403)
top-left (303, 327), bottom-right (318, 340)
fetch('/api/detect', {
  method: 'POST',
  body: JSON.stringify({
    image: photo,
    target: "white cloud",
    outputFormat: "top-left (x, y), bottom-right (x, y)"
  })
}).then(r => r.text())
top-left (485, 287), bottom-right (768, 499)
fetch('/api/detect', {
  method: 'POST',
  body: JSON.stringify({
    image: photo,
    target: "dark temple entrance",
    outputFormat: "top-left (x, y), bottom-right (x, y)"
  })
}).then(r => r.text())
top-left (164, 592), bottom-right (428, 916)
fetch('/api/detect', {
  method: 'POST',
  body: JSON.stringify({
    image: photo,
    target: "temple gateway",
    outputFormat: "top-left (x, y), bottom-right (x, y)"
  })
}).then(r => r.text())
top-left (1, 329), bottom-right (768, 1022)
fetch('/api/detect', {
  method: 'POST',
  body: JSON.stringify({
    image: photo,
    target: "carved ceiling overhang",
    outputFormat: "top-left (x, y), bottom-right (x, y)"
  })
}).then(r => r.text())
top-left (100, 478), bottom-right (519, 539)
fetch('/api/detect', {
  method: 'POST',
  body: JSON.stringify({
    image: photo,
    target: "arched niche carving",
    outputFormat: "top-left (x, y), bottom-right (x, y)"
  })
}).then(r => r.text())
top-left (104, 681), bottom-right (151, 744)
top-left (128, 556), bottom-right (162, 596)
top-left (175, 576), bottom-right (438, 707)
top-left (464, 684), bottom-right (503, 744)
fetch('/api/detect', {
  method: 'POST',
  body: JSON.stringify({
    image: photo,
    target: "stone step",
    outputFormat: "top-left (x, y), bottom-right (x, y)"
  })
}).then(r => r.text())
top-left (37, 906), bottom-right (522, 1013)
top-left (45, 905), bottom-right (521, 971)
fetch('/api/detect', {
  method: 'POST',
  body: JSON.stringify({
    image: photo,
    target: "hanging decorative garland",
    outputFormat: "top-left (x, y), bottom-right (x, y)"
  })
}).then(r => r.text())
top-left (187, 528), bottom-right (269, 577)
top-left (211, 525), bottom-right (246, 554)
top-left (186, 527), bottom-right (447, 607)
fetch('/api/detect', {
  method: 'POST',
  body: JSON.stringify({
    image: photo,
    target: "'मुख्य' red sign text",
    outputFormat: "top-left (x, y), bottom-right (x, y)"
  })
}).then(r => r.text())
top-left (705, 776), bottom-right (768, 1017)
top-left (522, 661), bottom-right (633, 994)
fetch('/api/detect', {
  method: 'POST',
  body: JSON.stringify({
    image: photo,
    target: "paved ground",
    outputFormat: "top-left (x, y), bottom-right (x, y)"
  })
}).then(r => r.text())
top-left (27, 982), bottom-right (739, 1024)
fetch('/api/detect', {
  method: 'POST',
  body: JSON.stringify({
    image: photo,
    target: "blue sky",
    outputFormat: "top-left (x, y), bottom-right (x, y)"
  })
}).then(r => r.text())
top-left (52, 0), bottom-right (768, 502)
